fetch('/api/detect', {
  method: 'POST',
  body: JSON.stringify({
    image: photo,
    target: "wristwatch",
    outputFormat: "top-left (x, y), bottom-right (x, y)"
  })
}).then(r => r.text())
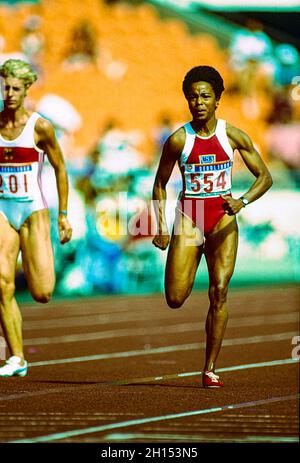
top-left (240, 196), bottom-right (249, 207)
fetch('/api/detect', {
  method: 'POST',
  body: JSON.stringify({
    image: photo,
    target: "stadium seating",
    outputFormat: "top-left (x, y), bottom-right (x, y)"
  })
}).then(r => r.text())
top-left (0, 0), bottom-right (275, 160)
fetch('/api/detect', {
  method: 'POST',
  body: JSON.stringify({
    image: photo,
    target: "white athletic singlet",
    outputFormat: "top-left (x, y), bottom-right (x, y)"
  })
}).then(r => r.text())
top-left (179, 119), bottom-right (234, 199)
top-left (0, 112), bottom-right (47, 230)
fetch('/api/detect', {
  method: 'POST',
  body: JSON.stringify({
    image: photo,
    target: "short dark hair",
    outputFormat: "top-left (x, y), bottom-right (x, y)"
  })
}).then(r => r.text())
top-left (182, 66), bottom-right (224, 100)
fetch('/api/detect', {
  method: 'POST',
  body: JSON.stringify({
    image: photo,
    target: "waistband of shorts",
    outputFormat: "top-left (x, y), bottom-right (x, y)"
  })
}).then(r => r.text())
top-left (178, 191), bottom-right (232, 201)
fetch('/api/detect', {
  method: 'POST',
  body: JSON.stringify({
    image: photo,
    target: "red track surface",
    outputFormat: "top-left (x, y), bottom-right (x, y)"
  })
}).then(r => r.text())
top-left (0, 285), bottom-right (299, 443)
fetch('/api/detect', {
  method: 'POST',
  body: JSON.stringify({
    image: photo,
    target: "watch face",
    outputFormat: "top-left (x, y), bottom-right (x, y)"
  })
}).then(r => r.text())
top-left (242, 197), bottom-right (249, 205)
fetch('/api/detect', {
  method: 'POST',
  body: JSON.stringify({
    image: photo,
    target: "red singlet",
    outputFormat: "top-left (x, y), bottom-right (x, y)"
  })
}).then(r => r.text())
top-left (177, 119), bottom-right (234, 237)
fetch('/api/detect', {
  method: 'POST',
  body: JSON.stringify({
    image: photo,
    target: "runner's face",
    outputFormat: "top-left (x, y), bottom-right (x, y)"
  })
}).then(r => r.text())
top-left (1, 77), bottom-right (27, 110)
top-left (185, 81), bottom-right (218, 122)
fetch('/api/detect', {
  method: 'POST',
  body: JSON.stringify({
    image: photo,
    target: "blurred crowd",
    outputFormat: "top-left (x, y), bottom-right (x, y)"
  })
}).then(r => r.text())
top-left (226, 18), bottom-right (300, 183)
top-left (1, 0), bottom-right (300, 295)
top-left (39, 113), bottom-right (180, 296)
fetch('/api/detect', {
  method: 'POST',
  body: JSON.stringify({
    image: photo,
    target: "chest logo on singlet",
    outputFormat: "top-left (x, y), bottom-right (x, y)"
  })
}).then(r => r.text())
top-left (3, 148), bottom-right (14, 161)
top-left (200, 154), bottom-right (215, 164)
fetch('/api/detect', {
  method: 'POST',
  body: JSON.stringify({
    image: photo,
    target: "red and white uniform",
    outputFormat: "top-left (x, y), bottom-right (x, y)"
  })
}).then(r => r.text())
top-left (177, 119), bottom-right (234, 236)
top-left (0, 112), bottom-right (47, 230)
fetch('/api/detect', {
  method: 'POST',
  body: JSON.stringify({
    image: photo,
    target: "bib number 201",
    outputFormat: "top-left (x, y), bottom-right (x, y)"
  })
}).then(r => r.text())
top-left (0, 174), bottom-right (28, 195)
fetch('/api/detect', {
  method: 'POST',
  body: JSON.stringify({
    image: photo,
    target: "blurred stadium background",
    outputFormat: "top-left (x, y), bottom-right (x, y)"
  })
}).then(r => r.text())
top-left (0, 0), bottom-right (299, 298)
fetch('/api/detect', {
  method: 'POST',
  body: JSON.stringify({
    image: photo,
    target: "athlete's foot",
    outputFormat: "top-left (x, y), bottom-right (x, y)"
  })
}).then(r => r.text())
top-left (0, 356), bottom-right (28, 377)
top-left (202, 370), bottom-right (224, 388)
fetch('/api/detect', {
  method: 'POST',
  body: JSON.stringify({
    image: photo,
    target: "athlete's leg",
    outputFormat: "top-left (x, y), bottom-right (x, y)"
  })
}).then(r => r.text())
top-left (0, 215), bottom-right (25, 361)
top-left (165, 211), bottom-right (204, 308)
top-left (20, 209), bottom-right (55, 303)
top-left (203, 214), bottom-right (238, 372)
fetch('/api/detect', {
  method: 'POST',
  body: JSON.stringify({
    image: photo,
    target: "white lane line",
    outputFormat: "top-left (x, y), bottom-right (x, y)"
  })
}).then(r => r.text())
top-left (19, 288), bottom-right (298, 310)
top-left (25, 331), bottom-right (298, 366)
top-left (176, 358), bottom-right (299, 379)
top-left (21, 295), bottom-right (299, 322)
top-left (67, 357), bottom-right (300, 386)
top-left (22, 316), bottom-right (298, 345)
top-left (22, 311), bottom-right (298, 331)
top-left (0, 358), bottom-right (298, 402)
top-left (104, 433), bottom-right (299, 443)
top-left (21, 298), bottom-right (164, 315)
top-left (23, 311), bottom-right (171, 329)
top-left (8, 394), bottom-right (299, 443)
top-left (22, 322), bottom-right (204, 344)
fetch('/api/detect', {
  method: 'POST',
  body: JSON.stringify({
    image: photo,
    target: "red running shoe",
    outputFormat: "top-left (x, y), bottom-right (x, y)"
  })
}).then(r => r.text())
top-left (203, 370), bottom-right (224, 388)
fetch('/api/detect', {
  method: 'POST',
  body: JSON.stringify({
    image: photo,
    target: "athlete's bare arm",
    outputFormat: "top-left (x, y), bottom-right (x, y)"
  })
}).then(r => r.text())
top-left (35, 118), bottom-right (72, 244)
top-left (152, 128), bottom-right (185, 250)
top-left (221, 124), bottom-right (273, 215)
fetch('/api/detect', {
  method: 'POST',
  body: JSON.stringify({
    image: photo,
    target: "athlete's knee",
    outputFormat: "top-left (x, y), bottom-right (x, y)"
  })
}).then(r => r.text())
top-left (0, 275), bottom-right (15, 304)
top-left (30, 278), bottom-right (54, 304)
top-left (32, 290), bottom-right (52, 304)
top-left (165, 291), bottom-right (186, 309)
top-left (209, 283), bottom-right (229, 308)
top-left (167, 298), bottom-right (183, 309)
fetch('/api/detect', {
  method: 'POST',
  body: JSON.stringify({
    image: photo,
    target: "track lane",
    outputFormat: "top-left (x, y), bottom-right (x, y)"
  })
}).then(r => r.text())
top-left (0, 286), bottom-right (299, 443)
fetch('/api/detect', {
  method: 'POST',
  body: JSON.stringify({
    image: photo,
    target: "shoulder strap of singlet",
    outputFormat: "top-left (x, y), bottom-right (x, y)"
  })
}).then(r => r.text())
top-left (23, 112), bottom-right (42, 135)
top-left (215, 119), bottom-right (234, 160)
top-left (19, 112), bottom-right (44, 152)
top-left (180, 123), bottom-right (196, 166)
top-left (184, 122), bottom-right (196, 136)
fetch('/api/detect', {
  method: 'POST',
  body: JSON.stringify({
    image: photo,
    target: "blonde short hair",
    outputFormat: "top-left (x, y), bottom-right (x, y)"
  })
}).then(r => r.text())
top-left (0, 59), bottom-right (37, 87)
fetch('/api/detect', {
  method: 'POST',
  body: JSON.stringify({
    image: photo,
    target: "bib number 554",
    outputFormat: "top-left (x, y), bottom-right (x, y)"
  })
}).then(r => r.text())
top-left (190, 171), bottom-right (226, 193)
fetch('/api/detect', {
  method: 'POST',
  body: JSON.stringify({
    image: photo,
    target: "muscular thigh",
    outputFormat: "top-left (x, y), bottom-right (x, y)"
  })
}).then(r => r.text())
top-left (165, 212), bottom-right (204, 294)
top-left (20, 209), bottom-right (55, 294)
top-left (0, 214), bottom-right (20, 283)
top-left (205, 213), bottom-right (238, 284)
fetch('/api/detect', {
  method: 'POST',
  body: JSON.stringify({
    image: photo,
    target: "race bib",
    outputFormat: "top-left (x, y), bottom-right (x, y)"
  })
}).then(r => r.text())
top-left (183, 160), bottom-right (232, 198)
top-left (0, 164), bottom-right (35, 201)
